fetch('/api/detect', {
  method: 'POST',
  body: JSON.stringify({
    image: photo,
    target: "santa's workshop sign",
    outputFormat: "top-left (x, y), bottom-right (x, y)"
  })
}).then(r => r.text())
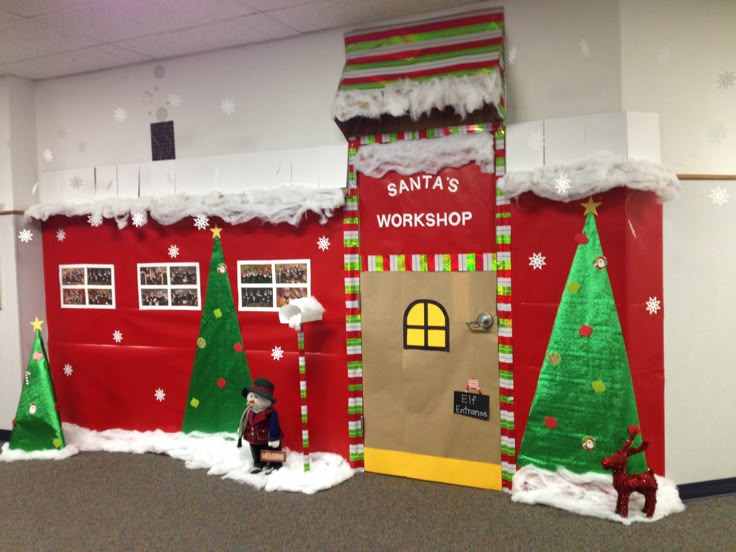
top-left (358, 164), bottom-right (496, 256)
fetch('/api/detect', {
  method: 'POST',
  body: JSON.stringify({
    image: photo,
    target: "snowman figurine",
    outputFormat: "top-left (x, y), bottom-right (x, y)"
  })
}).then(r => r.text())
top-left (237, 377), bottom-right (283, 474)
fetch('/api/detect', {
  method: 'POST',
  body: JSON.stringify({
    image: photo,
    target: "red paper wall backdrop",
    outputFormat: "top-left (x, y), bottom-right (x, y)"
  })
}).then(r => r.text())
top-left (511, 189), bottom-right (665, 474)
top-left (40, 212), bottom-right (349, 458)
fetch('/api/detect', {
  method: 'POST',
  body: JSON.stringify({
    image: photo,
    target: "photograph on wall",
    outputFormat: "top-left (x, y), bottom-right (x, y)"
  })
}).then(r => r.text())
top-left (138, 263), bottom-right (200, 310)
top-left (59, 264), bottom-right (115, 309)
top-left (238, 260), bottom-right (310, 311)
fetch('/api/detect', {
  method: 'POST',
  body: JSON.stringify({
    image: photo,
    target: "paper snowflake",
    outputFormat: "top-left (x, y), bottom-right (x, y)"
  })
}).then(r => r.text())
top-left (271, 346), bottom-right (284, 361)
top-left (529, 252), bottom-right (546, 270)
top-left (155, 388), bottom-right (166, 402)
top-left (131, 211), bottom-right (146, 228)
top-left (580, 38), bottom-right (591, 57)
top-left (168, 244), bottom-right (180, 259)
top-left (32, 182), bottom-right (39, 195)
top-left (317, 236), bottom-right (330, 251)
top-left (56, 229), bottom-right (66, 241)
top-left (507, 45), bottom-right (518, 65)
top-left (88, 214), bottom-right (103, 227)
top-left (42, 148), bottom-right (54, 162)
top-left (113, 107), bottom-right (128, 123)
top-left (645, 296), bottom-right (662, 315)
top-left (709, 186), bottom-right (730, 206)
top-left (717, 71), bottom-right (735, 90)
top-left (63, 363), bottom-right (73, 376)
top-left (69, 175), bottom-right (84, 190)
top-left (193, 215), bottom-right (210, 230)
top-left (18, 229), bottom-right (33, 243)
top-left (555, 173), bottom-right (571, 195)
top-left (220, 98), bottom-right (236, 115)
top-left (167, 93), bottom-right (183, 108)
top-left (708, 124), bottom-right (728, 144)
top-left (112, 330), bottom-right (123, 343)
top-left (528, 130), bottom-right (544, 151)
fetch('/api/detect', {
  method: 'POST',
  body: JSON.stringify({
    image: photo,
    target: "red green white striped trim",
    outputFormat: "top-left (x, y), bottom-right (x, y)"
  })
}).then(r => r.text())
top-left (335, 10), bottom-right (505, 123)
top-left (494, 128), bottom-right (515, 493)
top-left (297, 330), bottom-right (310, 472)
top-left (363, 253), bottom-right (495, 272)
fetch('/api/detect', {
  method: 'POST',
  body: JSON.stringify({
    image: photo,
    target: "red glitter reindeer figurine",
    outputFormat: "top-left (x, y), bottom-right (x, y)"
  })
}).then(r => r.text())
top-left (601, 426), bottom-right (658, 519)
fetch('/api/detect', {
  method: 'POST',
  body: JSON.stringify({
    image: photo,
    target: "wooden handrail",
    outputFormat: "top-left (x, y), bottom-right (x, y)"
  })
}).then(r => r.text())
top-left (678, 174), bottom-right (736, 181)
top-left (0, 210), bottom-right (24, 215)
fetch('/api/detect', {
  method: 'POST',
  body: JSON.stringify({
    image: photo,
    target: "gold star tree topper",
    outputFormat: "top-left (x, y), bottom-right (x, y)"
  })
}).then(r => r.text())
top-left (30, 317), bottom-right (44, 331)
top-left (581, 197), bottom-right (602, 216)
top-left (210, 226), bottom-right (222, 238)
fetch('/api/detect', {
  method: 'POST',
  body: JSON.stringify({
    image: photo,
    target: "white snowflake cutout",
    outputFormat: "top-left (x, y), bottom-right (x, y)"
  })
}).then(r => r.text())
top-left (555, 173), bottom-right (571, 195)
top-left (507, 45), bottom-right (518, 65)
top-left (317, 236), bottom-right (330, 251)
top-left (193, 215), bottom-right (210, 230)
top-left (112, 330), bottom-right (123, 343)
top-left (154, 388), bottom-right (166, 402)
top-left (529, 252), bottom-right (546, 270)
top-left (18, 229), bottom-right (33, 243)
top-left (56, 229), bottom-right (66, 241)
top-left (717, 71), bottom-right (735, 90)
top-left (708, 124), bottom-right (728, 144)
top-left (645, 296), bottom-right (662, 315)
top-left (709, 187), bottom-right (730, 206)
top-left (580, 38), bottom-right (591, 57)
top-left (528, 130), bottom-right (544, 151)
top-left (131, 211), bottom-right (146, 228)
top-left (271, 346), bottom-right (284, 361)
top-left (88, 214), bottom-right (103, 227)
top-left (42, 148), bottom-right (54, 162)
top-left (113, 107), bottom-right (128, 123)
top-left (69, 175), bottom-right (84, 190)
top-left (219, 98), bottom-right (236, 115)
top-left (167, 93), bottom-right (183, 109)
top-left (63, 363), bottom-right (73, 376)
top-left (168, 244), bottom-right (180, 259)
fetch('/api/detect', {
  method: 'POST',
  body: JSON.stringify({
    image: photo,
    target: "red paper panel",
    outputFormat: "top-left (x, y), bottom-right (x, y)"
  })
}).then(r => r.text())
top-left (359, 164), bottom-right (496, 255)
top-left (41, 213), bottom-right (349, 458)
top-left (511, 189), bottom-right (665, 475)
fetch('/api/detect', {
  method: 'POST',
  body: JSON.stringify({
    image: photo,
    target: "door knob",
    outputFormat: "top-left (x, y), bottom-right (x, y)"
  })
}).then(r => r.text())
top-left (467, 312), bottom-right (494, 331)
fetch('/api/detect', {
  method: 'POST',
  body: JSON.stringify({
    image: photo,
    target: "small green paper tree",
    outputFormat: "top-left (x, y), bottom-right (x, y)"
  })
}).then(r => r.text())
top-left (10, 319), bottom-right (65, 452)
top-left (518, 199), bottom-right (648, 475)
top-left (182, 227), bottom-right (252, 434)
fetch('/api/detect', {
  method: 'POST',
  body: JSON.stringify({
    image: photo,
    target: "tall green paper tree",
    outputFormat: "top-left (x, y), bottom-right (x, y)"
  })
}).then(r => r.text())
top-left (518, 198), bottom-right (648, 475)
top-left (182, 226), bottom-right (252, 434)
top-left (10, 318), bottom-right (65, 452)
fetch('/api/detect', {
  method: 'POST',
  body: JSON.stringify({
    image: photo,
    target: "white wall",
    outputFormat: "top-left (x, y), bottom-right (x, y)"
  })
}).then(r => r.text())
top-left (34, 30), bottom-right (348, 172)
top-left (621, 0), bottom-right (736, 174)
top-left (663, 180), bottom-right (736, 484)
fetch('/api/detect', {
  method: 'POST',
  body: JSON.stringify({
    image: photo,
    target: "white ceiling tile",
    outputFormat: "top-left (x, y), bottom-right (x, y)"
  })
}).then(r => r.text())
top-left (115, 13), bottom-right (299, 59)
top-left (0, 43), bottom-right (151, 79)
top-left (0, 8), bottom-right (22, 24)
top-left (266, 0), bottom-right (391, 33)
top-left (0, 19), bottom-right (98, 64)
top-left (240, 0), bottom-right (317, 11)
top-left (0, 0), bottom-right (94, 18)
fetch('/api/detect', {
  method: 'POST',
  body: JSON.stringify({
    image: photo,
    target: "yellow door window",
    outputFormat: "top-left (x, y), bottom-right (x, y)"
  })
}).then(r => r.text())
top-left (403, 300), bottom-right (449, 351)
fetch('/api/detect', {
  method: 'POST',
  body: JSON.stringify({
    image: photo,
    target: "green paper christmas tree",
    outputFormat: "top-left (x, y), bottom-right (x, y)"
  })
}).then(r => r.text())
top-left (518, 199), bottom-right (648, 475)
top-left (182, 227), bottom-right (252, 434)
top-left (10, 318), bottom-right (65, 452)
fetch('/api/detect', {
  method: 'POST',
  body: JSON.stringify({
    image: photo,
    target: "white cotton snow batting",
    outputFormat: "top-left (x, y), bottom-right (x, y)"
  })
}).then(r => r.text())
top-left (498, 153), bottom-right (681, 202)
top-left (353, 133), bottom-right (496, 178)
top-left (24, 188), bottom-right (345, 229)
top-left (60, 423), bottom-right (354, 494)
top-left (334, 72), bottom-right (503, 123)
top-left (0, 441), bottom-right (80, 461)
top-left (511, 465), bottom-right (685, 525)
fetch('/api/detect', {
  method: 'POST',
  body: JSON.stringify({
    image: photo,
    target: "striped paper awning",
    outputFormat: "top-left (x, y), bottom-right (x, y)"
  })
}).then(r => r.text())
top-left (334, 9), bottom-right (505, 134)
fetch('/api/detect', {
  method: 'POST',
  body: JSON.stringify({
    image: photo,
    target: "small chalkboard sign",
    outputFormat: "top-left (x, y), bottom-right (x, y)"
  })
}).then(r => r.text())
top-left (453, 391), bottom-right (490, 421)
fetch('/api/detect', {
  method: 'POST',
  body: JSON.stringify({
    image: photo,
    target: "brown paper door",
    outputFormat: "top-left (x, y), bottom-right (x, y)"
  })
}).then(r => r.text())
top-left (361, 271), bottom-right (501, 490)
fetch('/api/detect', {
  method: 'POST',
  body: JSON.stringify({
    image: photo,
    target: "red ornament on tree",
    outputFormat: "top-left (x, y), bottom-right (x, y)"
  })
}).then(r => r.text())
top-left (601, 426), bottom-right (658, 518)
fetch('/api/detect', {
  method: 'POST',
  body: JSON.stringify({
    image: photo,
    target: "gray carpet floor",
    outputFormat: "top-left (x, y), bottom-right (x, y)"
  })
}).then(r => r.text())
top-left (1, 450), bottom-right (734, 551)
